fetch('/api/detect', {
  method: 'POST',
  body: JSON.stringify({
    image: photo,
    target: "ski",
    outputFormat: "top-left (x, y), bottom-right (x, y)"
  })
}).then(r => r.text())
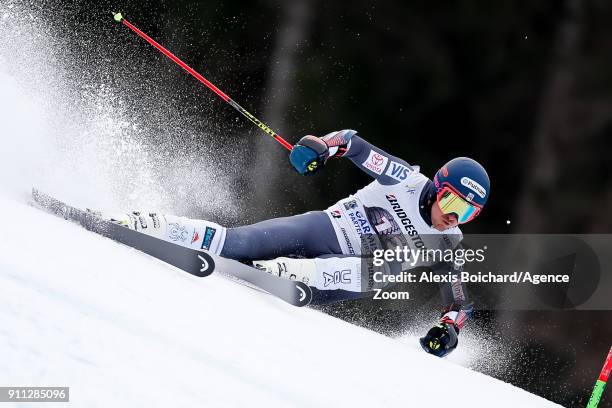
top-left (31, 189), bottom-right (312, 306)
top-left (213, 256), bottom-right (312, 307)
top-left (31, 188), bottom-right (215, 278)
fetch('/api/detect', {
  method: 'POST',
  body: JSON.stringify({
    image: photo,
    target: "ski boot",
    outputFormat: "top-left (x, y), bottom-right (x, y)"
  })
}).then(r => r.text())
top-left (87, 209), bottom-right (226, 254)
top-left (88, 210), bottom-right (167, 239)
top-left (253, 257), bottom-right (316, 286)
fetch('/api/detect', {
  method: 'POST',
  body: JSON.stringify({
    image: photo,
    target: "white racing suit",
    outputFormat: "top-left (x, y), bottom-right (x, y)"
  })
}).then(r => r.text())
top-left (122, 131), bottom-right (470, 317)
top-left (316, 131), bottom-right (468, 315)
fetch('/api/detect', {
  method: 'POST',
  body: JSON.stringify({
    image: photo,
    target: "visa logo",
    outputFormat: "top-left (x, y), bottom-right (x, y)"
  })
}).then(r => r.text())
top-left (385, 161), bottom-right (410, 181)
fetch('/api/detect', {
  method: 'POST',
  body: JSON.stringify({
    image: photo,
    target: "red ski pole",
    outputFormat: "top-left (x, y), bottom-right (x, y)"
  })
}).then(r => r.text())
top-left (112, 12), bottom-right (293, 152)
top-left (587, 346), bottom-right (612, 408)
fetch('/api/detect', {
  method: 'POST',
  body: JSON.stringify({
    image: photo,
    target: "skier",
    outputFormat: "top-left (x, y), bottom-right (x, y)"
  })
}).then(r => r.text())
top-left (106, 130), bottom-right (490, 357)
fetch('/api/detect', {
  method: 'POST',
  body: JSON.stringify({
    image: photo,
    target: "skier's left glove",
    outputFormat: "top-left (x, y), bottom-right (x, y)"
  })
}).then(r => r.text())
top-left (289, 135), bottom-right (330, 175)
top-left (419, 313), bottom-right (460, 358)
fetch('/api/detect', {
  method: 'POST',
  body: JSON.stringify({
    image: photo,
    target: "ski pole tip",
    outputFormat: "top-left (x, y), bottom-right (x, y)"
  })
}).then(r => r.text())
top-left (112, 12), bottom-right (124, 22)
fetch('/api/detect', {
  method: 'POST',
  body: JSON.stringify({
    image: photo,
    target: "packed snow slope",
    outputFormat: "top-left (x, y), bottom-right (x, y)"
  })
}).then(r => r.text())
top-left (0, 194), bottom-right (560, 408)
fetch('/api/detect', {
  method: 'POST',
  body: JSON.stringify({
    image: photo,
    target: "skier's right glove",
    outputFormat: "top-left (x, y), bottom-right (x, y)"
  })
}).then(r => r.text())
top-left (289, 135), bottom-right (330, 175)
top-left (419, 314), bottom-right (459, 358)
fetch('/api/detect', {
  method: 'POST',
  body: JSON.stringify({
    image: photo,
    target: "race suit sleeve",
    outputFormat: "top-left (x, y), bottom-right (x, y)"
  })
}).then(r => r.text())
top-left (321, 130), bottom-right (413, 185)
top-left (429, 248), bottom-right (472, 329)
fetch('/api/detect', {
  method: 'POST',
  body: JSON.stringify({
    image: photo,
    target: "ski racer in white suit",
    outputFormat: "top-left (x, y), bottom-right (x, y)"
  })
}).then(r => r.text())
top-left (110, 130), bottom-right (491, 357)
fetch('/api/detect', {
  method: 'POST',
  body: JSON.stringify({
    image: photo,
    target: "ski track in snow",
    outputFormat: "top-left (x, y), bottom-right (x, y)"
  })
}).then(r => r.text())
top-left (0, 195), bottom-right (562, 407)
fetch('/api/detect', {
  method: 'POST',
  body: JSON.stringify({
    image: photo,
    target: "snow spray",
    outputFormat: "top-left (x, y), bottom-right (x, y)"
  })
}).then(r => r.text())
top-left (112, 12), bottom-right (293, 152)
top-left (0, 2), bottom-right (240, 218)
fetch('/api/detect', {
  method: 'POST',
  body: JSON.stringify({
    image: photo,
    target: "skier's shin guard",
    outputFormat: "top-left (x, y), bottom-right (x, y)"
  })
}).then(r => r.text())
top-left (162, 214), bottom-right (226, 255)
top-left (108, 211), bottom-right (227, 255)
top-left (254, 256), bottom-right (364, 292)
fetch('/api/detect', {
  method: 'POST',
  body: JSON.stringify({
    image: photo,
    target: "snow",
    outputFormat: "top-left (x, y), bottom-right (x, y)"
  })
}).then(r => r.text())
top-left (0, 195), bottom-right (561, 407)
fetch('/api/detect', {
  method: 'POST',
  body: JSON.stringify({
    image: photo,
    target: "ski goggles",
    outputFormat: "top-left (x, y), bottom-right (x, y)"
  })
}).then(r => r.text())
top-left (436, 185), bottom-right (482, 224)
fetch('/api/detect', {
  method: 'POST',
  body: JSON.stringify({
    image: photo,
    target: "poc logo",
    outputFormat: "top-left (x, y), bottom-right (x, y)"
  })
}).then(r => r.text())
top-left (385, 161), bottom-right (411, 181)
top-left (323, 270), bottom-right (351, 287)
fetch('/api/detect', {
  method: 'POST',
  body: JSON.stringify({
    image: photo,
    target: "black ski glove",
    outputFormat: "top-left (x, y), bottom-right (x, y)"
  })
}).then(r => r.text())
top-left (419, 315), bottom-right (459, 358)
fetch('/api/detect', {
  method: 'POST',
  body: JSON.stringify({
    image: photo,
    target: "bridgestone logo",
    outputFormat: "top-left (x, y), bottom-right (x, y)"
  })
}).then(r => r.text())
top-left (460, 177), bottom-right (486, 198)
top-left (385, 195), bottom-right (426, 249)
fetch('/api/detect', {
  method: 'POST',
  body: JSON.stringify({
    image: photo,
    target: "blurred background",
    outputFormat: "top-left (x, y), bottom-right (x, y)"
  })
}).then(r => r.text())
top-left (3, 0), bottom-right (612, 406)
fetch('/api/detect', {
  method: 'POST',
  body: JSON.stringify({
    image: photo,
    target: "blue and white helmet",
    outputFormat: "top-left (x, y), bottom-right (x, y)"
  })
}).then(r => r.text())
top-left (433, 157), bottom-right (490, 223)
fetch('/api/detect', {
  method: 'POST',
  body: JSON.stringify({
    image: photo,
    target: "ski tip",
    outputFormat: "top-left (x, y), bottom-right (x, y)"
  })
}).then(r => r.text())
top-left (295, 282), bottom-right (313, 307)
top-left (112, 12), bottom-right (124, 22)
